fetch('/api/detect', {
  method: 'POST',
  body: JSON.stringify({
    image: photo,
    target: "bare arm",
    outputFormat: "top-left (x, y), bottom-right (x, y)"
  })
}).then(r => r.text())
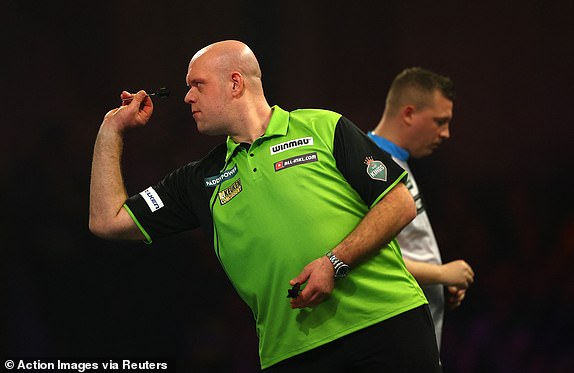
top-left (289, 182), bottom-right (416, 308)
top-left (403, 258), bottom-right (474, 311)
top-left (89, 90), bottom-right (153, 241)
top-left (403, 258), bottom-right (475, 288)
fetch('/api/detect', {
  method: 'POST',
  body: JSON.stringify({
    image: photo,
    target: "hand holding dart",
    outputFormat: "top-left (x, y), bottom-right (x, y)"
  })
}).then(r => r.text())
top-left (122, 87), bottom-right (170, 103)
top-left (287, 282), bottom-right (302, 299)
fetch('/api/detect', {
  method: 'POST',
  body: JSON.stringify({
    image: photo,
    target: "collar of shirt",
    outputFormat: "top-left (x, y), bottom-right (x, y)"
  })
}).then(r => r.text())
top-left (225, 105), bottom-right (289, 163)
top-left (367, 131), bottom-right (410, 162)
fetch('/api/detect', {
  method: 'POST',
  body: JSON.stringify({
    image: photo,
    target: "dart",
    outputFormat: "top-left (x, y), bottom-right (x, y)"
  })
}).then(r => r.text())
top-left (287, 282), bottom-right (301, 299)
top-left (122, 87), bottom-right (170, 103)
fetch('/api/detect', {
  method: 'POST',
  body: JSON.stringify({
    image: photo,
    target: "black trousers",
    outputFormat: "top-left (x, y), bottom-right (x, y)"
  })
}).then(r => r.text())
top-left (264, 305), bottom-right (442, 373)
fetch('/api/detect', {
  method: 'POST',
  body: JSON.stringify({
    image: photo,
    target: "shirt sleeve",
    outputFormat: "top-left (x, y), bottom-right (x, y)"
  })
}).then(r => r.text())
top-left (332, 116), bottom-right (408, 207)
top-left (123, 163), bottom-right (202, 242)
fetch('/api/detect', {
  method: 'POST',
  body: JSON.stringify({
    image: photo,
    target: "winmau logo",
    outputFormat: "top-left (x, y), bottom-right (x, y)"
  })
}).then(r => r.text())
top-left (270, 137), bottom-right (313, 155)
top-left (140, 187), bottom-right (164, 212)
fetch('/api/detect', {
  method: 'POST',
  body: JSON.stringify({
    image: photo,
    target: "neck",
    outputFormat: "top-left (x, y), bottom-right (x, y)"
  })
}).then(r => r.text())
top-left (230, 102), bottom-right (273, 144)
top-left (372, 115), bottom-right (402, 147)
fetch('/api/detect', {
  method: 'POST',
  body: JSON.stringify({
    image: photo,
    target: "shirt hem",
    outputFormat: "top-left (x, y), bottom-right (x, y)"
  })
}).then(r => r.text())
top-left (123, 204), bottom-right (152, 244)
top-left (260, 299), bottom-right (428, 369)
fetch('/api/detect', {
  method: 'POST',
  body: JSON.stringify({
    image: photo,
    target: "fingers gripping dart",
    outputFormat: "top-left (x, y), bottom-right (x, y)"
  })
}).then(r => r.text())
top-left (122, 87), bottom-right (170, 103)
top-left (287, 283), bottom-right (301, 299)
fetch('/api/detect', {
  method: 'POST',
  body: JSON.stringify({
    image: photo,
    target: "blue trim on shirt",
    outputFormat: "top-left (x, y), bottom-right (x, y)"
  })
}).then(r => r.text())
top-left (368, 131), bottom-right (410, 162)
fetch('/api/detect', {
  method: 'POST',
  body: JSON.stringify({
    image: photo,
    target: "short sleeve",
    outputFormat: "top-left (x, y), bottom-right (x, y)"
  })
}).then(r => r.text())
top-left (124, 163), bottom-right (201, 242)
top-left (332, 117), bottom-right (408, 207)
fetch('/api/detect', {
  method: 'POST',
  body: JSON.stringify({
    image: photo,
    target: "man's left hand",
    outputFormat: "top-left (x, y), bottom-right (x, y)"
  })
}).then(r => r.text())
top-left (289, 257), bottom-right (335, 309)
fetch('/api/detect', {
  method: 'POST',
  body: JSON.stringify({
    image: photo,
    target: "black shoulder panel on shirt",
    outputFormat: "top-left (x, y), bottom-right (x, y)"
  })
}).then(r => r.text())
top-left (333, 117), bottom-right (407, 206)
top-left (124, 143), bottom-right (228, 242)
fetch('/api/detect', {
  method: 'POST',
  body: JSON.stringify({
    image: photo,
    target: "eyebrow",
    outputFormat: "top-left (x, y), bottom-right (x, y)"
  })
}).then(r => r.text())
top-left (434, 116), bottom-right (451, 124)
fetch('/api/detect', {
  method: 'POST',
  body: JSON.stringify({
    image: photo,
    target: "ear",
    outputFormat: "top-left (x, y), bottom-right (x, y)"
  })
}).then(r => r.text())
top-left (230, 72), bottom-right (244, 97)
top-left (401, 105), bottom-right (416, 126)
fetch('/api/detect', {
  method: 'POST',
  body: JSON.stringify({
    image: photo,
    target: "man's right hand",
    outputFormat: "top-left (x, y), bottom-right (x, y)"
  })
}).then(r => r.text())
top-left (102, 90), bottom-right (154, 132)
top-left (89, 89), bottom-right (153, 241)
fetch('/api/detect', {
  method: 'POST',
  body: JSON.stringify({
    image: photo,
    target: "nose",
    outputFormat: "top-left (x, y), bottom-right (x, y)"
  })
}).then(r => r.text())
top-left (184, 88), bottom-right (196, 105)
top-left (439, 124), bottom-right (450, 139)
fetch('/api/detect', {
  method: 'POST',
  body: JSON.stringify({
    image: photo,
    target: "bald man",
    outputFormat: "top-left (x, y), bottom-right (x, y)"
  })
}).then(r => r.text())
top-left (368, 67), bottom-right (475, 353)
top-left (90, 41), bottom-right (442, 371)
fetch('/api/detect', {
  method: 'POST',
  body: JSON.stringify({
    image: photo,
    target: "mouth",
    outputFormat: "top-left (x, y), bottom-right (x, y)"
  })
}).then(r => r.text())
top-left (428, 143), bottom-right (440, 151)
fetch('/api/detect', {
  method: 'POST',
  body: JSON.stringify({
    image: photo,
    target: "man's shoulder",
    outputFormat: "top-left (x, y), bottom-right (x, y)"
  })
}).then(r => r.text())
top-left (169, 143), bottom-right (227, 181)
top-left (286, 109), bottom-right (343, 137)
top-left (289, 108), bottom-right (342, 123)
top-left (201, 142), bottom-right (228, 161)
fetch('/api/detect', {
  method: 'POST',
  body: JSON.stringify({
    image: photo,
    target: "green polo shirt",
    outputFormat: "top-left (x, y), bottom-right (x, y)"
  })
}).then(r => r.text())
top-left (124, 106), bottom-right (427, 369)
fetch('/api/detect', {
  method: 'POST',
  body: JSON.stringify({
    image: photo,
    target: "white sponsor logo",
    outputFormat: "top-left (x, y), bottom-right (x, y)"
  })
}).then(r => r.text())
top-left (204, 165), bottom-right (238, 187)
top-left (274, 152), bottom-right (318, 171)
top-left (140, 187), bottom-right (164, 212)
top-left (270, 137), bottom-right (314, 155)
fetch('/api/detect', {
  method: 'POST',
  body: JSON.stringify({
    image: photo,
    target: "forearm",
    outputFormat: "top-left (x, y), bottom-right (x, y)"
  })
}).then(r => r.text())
top-left (289, 183), bottom-right (415, 309)
top-left (89, 91), bottom-right (153, 240)
top-left (332, 183), bottom-right (416, 266)
top-left (89, 124), bottom-right (132, 239)
top-left (404, 258), bottom-right (475, 288)
top-left (403, 258), bottom-right (443, 286)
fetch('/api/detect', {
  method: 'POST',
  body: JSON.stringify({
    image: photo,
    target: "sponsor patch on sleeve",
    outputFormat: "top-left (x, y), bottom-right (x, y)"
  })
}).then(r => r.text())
top-left (364, 156), bottom-right (387, 181)
top-left (140, 187), bottom-right (164, 212)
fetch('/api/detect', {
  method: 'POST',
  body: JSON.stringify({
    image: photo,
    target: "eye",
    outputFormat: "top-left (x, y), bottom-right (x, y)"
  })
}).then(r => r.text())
top-left (435, 118), bottom-right (450, 126)
top-left (189, 80), bottom-right (203, 90)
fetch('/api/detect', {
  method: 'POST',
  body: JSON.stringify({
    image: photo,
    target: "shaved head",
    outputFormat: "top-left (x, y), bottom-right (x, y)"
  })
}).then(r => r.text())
top-left (184, 40), bottom-right (272, 143)
top-left (189, 40), bottom-right (262, 88)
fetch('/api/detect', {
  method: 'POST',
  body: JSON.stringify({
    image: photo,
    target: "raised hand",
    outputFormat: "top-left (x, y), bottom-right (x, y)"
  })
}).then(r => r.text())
top-left (103, 90), bottom-right (154, 133)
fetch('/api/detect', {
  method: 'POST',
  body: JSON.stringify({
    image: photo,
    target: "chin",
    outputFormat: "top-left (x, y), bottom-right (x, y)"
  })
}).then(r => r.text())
top-left (413, 150), bottom-right (433, 159)
top-left (197, 124), bottom-right (223, 137)
top-left (195, 122), bottom-right (208, 133)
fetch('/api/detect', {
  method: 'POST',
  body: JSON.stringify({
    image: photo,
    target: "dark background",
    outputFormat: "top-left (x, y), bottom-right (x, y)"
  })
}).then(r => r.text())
top-left (2, 1), bottom-right (573, 372)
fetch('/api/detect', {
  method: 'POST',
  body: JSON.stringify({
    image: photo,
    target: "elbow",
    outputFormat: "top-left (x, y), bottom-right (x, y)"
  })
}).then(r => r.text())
top-left (396, 185), bottom-right (417, 228)
top-left (394, 200), bottom-right (417, 239)
top-left (405, 197), bottom-right (417, 223)
top-left (89, 216), bottom-right (114, 240)
top-left (88, 218), bottom-right (105, 239)
top-left (89, 211), bottom-right (141, 242)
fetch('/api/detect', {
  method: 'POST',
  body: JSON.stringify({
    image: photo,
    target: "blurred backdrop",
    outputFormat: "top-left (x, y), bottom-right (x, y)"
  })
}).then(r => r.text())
top-left (1, 1), bottom-right (573, 372)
